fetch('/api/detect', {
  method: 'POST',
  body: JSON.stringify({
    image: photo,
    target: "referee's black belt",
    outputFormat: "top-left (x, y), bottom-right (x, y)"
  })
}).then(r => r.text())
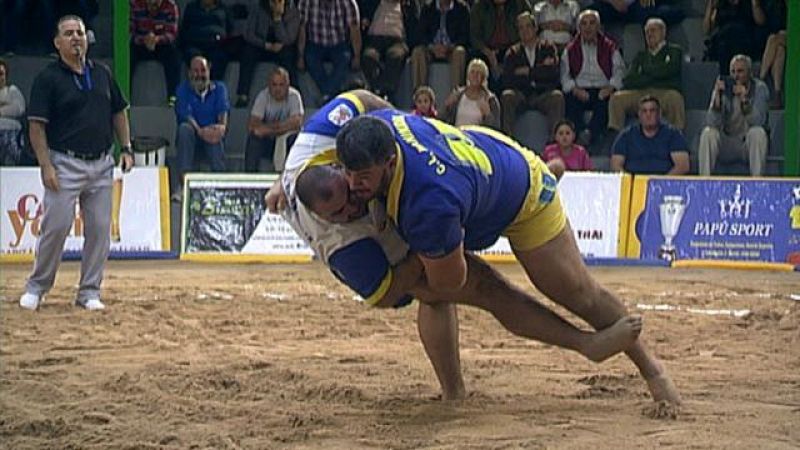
top-left (53, 148), bottom-right (108, 161)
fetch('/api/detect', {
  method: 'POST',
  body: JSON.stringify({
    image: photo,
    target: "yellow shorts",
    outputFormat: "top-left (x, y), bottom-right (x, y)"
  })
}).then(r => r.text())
top-left (502, 152), bottom-right (567, 252)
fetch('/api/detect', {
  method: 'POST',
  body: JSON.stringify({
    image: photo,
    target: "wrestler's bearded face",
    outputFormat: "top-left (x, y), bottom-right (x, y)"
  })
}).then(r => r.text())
top-left (346, 156), bottom-right (395, 202)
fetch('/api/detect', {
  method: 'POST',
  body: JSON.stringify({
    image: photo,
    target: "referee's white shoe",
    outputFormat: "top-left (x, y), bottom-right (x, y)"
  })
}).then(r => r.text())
top-left (19, 292), bottom-right (42, 310)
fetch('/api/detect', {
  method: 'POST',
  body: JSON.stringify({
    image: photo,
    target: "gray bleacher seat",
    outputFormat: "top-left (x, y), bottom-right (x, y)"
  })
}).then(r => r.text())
top-left (224, 61), bottom-right (240, 103)
top-left (512, 110), bottom-right (550, 154)
top-left (91, 15), bottom-right (113, 59)
top-left (247, 62), bottom-right (274, 105)
top-left (225, 108), bottom-right (251, 171)
top-left (768, 110), bottom-right (784, 174)
top-left (6, 55), bottom-right (56, 103)
top-left (679, 0), bottom-right (707, 18)
top-left (683, 108), bottom-right (708, 173)
top-left (591, 155), bottom-right (611, 172)
top-left (672, 17), bottom-right (706, 63)
top-left (130, 106), bottom-right (177, 157)
top-left (682, 61), bottom-right (718, 109)
top-left (132, 60), bottom-right (169, 106)
top-left (394, 63), bottom-right (414, 110)
top-left (622, 24), bottom-right (645, 64)
top-left (428, 63), bottom-right (454, 113)
top-left (297, 71), bottom-right (322, 108)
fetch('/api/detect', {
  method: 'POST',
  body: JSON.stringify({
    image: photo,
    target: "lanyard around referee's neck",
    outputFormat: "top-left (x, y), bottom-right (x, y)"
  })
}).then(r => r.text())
top-left (72, 62), bottom-right (93, 92)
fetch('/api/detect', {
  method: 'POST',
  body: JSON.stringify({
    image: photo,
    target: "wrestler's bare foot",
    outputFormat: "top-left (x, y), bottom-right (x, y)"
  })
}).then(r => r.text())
top-left (646, 373), bottom-right (682, 404)
top-left (581, 315), bottom-right (643, 363)
top-left (441, 385), bottom-right (467, 402)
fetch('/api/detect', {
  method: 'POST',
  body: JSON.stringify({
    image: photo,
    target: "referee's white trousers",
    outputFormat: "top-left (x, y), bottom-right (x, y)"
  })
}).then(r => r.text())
top-left (25, 150), bottom-right (114, 302)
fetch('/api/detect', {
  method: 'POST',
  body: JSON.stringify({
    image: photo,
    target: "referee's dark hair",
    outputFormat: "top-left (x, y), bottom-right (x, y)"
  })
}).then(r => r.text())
top-left (55, 14), bottom-right (86, 36)
top-left (336, 116), bottom-right (396, 171)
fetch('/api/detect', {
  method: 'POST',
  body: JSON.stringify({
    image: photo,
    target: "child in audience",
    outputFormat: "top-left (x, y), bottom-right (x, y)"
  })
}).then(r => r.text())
top-left (411, 85), bottom-right (438, 118)
top-left (542, 119), bottom-right (593, 176)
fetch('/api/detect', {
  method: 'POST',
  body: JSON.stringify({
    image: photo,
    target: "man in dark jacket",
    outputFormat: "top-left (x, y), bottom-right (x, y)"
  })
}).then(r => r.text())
top-left (500, 12), bottom-right (564, 135)
top-left (409, 0), bottom-right (471, 91)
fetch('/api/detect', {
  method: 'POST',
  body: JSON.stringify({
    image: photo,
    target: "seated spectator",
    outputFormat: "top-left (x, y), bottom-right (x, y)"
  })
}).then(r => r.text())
top-left (588, 0), bottom-right (684, 26)
top-left (0, 59), bottom-right (26, 165)
top-left (470, 0), bottom-right (530, 81)
top-left (608, 18), bottom-right (685, 134)
top-left (758, 0), bottom-right (786, 109)
top-left (560, 9), bottom-right (624, 152)
top-left (235, 0), bottom-right (301, 107)
top-left (610, 95), bottom-right (689, 175)
top-left (500, 12), bottom-right (564, 135)
top-left (533, 0), bottom-right (580, 51)
top-left (409, 0), bottom-right (470, 92)
top-left (221, 0), bottom-right (252, 60)
top-left (360, 0), bottom-right (419, 101)
top-left (245, 67), bottom-right (303, 172)
top-left (703, 0), bottom-right (766, 75)
top-left (411, 85), bottom-right (438, 118)
top-left (130, 0), bottom-right (182, 105)
top-left (542, 119), bottom-right (593, 173)
top-left (174, 56), bottom-right (230, 200)
top-left (180, 0), bottom-right (233, 80)
top-left (442, 58), bottom-right (501, 128)
top-left (698, 54), bottom-right (769, 176)
top-left (297, 0), bottom-right (361, 103)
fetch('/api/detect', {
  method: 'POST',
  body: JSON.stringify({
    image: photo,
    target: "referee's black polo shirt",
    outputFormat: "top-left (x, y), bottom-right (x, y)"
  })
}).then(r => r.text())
top-left (27, 58), bottom-right (128, 157)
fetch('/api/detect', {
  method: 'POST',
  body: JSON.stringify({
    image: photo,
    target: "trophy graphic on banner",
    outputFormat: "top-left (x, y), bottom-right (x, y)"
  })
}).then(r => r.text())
top-left (658, 195), bottom-right (686, 262)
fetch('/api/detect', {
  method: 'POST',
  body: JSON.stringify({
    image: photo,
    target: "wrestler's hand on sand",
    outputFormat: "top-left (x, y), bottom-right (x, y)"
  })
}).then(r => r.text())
top-left (265, 180), bottom-right (287, 213)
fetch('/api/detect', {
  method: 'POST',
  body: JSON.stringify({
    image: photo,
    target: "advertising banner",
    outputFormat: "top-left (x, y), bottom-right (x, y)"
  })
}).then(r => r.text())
top-left (479, 172), bottom-right (629, 261)
top-left (180, 174), bottom-right (312, 262)
top-left (1, 167), bottom-right (169, 261)
top-left (627, 176), bottom-right (800, 265)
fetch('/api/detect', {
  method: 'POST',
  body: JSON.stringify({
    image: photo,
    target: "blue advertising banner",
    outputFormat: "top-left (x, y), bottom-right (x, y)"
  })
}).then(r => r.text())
top-left (628, 177), bottom-right (800, 265)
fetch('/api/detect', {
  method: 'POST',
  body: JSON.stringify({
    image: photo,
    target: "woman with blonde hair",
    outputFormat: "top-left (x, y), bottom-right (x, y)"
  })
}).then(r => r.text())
top-left (442, 59), bottom-right (500, 129)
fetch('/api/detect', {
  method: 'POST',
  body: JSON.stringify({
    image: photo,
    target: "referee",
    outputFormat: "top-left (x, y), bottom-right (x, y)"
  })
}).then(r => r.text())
top-left (19, 15), bottom-right (134, 311)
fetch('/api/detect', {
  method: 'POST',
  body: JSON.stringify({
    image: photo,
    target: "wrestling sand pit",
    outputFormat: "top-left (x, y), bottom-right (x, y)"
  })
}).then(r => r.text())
top-left (1, 261), bottom-right (798, 449)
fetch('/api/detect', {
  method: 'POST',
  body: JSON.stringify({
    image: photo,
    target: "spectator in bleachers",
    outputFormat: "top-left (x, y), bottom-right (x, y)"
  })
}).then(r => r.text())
top-left (533, 0), bottom-right (580, 51)
top-left (411, 85), bottom-right (438, 117)
top-left (560, 9), bottom-right (624, 153)
top-left (500, 12), bottom-right (564, 136)
top-left (360, 0), bottom-right (420, 101)
top-left (244, 66), bottom-right (303, 172)
top-left (542, 119), bottom-right (593, 174)
top-left (442, 58), bottom-right (501, 128)
top-left (409, 0), bottom-right (470, 92)
top-left (698, 54), bottom-right (768, 176)
top-left (758, 0), bottom-right (785, 109)
top-left (235, 0), bottom-right (301, 107)
top-left (180, 0), bottom-right (233, 80)
top-left (0, 59), bottom-right (26, 166)
top-left (470, 0), bottom-right (531, 82)
top-left (221, 0), bottom-right (252, 61)
top-left (130, 0), bottom-right (182, 106)
top-left (610, 95), bottom-right (689, 174)
top-left (174, 56), bottom-right (230, 199)
top-left (703, 0), bottom-right (766, 76)
top-left (588, 0), bottom-right (684, 26)
top-left (607, 18), bottom-right (684, 135)
top-left (297, 0), bottom-right (361, 104)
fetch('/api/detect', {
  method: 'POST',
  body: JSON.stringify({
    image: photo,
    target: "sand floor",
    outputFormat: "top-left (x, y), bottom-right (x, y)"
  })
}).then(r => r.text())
top-left (1, 261), bottom-right (798, 449)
